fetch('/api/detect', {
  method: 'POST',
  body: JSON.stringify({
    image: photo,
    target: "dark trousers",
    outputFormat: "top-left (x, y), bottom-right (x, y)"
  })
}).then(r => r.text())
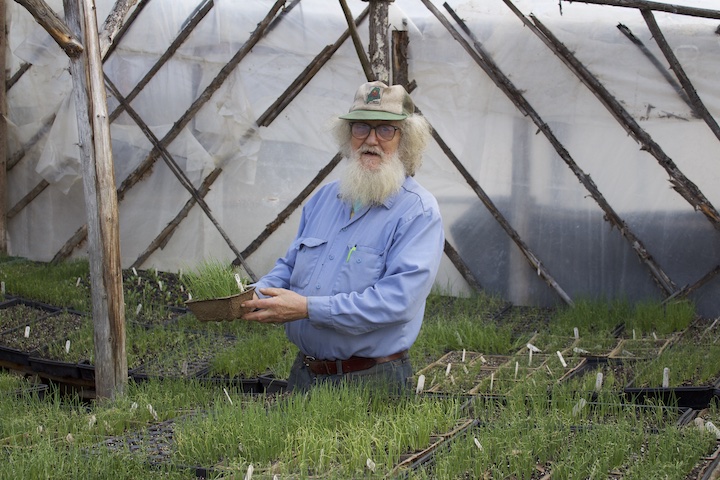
top-left (286, 351), bottom-right (414, 395)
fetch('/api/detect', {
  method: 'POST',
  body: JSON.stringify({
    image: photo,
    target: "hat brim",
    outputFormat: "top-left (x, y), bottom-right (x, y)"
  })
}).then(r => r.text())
top-left (338, 110), bottom-right (408, 121)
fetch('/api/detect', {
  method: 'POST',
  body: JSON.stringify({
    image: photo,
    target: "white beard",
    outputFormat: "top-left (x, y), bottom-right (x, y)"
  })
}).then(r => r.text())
top-left (338, 147), bottom-right (406, 207)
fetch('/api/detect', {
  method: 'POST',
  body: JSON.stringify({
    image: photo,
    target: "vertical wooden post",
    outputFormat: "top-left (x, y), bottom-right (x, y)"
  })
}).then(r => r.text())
top-left (363, 0), bottom-right (393, 84)
top-left (64, 0), bottom-right (126, 400)
top-left (0, 0), bottom-right (7, 255)
top-left (392, 29), bottom-right (408, 89)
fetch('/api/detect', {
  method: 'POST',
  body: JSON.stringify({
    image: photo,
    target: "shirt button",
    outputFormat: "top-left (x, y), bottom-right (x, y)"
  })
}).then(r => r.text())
top-left (356, 258), bottom-right (361, 264)
top-left (341, 227), bottom-right (347, 232)
top-left (329, 254), bottom-right (335, 260)
top-left (315, 284), bottom-right (321, 289)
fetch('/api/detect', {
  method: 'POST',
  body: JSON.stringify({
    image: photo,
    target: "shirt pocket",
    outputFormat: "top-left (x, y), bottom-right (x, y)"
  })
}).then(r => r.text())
top-left (337, 243), bottom-right (385, 291)
top-left (290, 237), bottom-right (327, 289)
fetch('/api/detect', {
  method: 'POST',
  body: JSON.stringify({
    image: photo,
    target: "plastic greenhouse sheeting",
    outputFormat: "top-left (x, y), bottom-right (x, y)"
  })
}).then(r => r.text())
top-left (5, 0), bottom-right (720, 315)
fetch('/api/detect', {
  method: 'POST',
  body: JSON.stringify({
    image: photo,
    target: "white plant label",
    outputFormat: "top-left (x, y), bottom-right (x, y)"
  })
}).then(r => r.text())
top-left (88, 414), bottom-right (97, 429)
top-left (137, 277), bottom-right (142, 286)
top-left (526, 343), bottom-right (541, 353)
top-left (706, 421), bottom-right (720, 439)
top-left (130, 402), bottom-right (138, 412)
top-left (474, 437), bottom-right (483, 450)
top-left (556, 351), bottom-right (567, 368)
top-left (244, 464), bottom-right (254, 480)
top-left (595, 372), bottom-right (604, 392)
top-left (546, 364), bottom-right (553, 376)
top-left (224, 387), bottom-right (233, 405)
top-left (632, 329), bottom-right (636, 340)
top-left (235, 273), bottom-right (245, 293)
top-left (573, 327), bottom-right (579, 339)
top-left (528, 349), bottom-right (533, 366)
top-left (450, 374), bottom-right (455, 385)
top-left (462, 349), bottom-right (466, 362)
top-left (65, 340), bottom-right (71, 353)
top-left (514, 361), bottom-right (519, 380)
top-left (480, 355), bottom-right (487, 364)
top-left (147, 404), bottom-right (158, 421)
top-left (188, 293), bottom-right (193, 301)
top-left (416, 374), bottom-right (425, 394)
top-left (662, 367), bottom-right (670, 388)
top-left (490, 372), bottom-right (494, 391)
top-left (366, 458), bottom-right (376, 472)
top-left (0, 281), bottom-right (4, 294)
top-left (132, 267), bottom-right (138, 276)
top-left (158, 280), bottom-right (163, 291)
top-left (136, 304), bottom-right (143, 315)
top-left (463, 364), bottom-right (469, 374)
top-left (572, 398), bottom-right (587, 416)
top-left (573, 347), bottom-right (589, 355)
top-left (24, 326), bottom-right (30, 338)
top-left (75, 277), bottom-right (81, 287)
top-left (653, 332), bottom-right (658, 341)
top-left (445, 363), bottom-right (452, 377)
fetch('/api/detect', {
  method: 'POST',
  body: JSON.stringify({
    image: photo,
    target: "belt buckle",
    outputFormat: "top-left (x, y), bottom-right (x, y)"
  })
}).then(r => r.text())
top-left (303, 355), bottom-right (316, 367)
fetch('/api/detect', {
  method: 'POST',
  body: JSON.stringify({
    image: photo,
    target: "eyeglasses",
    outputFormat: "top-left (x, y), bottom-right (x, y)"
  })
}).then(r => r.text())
top-left (350, 122), bottom-right (400, 141)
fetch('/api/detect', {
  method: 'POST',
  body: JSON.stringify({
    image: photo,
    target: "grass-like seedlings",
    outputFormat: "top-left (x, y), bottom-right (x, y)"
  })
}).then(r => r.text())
top-left (180, 258), bottom-right (249, 301)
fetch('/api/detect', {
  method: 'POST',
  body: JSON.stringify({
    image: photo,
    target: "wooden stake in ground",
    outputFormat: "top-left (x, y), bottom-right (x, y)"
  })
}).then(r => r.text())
top-left (64, 0), bottom-right (126, 400)
top-left (0, 0), bottom-right (7, 254)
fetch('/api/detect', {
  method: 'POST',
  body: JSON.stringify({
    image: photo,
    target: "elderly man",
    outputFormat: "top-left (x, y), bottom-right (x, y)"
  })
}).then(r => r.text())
top-left (242, 81), bottom-right (444, 393)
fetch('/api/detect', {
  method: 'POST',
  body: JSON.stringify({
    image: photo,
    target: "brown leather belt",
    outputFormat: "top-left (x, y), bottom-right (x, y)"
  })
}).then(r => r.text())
top-left (303, 350), bottom-right (408, 375)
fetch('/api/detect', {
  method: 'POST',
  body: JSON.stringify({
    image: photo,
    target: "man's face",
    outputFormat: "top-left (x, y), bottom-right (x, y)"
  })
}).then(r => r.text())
top-left (350, 120), bottom-right (402, 171)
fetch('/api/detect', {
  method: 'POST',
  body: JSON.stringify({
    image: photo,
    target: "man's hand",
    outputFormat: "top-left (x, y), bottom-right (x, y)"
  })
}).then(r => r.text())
top-left (241, 287), bottom-right (308, 324)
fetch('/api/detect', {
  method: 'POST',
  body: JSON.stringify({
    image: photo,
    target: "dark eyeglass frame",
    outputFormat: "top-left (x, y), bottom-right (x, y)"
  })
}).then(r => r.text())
top-left (349, 122), bottom-right (400, 141)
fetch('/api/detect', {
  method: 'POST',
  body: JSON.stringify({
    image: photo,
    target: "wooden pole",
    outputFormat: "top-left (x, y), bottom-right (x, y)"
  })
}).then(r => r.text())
top-left (64, 0), bottom-right (126, 400)
top-left (363, 0), bottom-right (393, 84)
top-left (562, 0), bottom-right (720, 20)
top-left (14, 0), bottom-right (84, 56)
top-left (0, 0), bottom-right (7, 255)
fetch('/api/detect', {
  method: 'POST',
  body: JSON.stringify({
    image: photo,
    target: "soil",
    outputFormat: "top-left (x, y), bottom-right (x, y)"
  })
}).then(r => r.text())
top-left (0, 311), bottom-right (86, 352)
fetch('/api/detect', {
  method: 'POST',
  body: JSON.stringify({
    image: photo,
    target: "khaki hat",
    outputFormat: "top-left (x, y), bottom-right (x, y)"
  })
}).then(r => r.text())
top-left (339, 81), bottom-right (415, 121)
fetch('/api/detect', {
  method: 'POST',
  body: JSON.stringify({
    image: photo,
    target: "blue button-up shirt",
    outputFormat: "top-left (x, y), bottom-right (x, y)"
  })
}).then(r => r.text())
top-left (254, 176), bottom-right (444, 360)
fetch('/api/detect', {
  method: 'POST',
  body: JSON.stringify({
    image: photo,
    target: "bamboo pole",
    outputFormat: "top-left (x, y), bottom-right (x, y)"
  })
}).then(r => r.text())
top-left (563, 0), bottom-right (720, 20)
top-left (0, 0), bottom-right (6, 254)
top-left (441, 1), bottom-right (678, 296)
top-left (640, 9), bottom-right (720, 144)
top-left (64, 0), bottom-right (126, 400)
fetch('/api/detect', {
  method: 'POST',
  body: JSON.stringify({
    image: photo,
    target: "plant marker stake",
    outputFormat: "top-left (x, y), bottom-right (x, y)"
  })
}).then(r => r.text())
top-left (136, 304), bottom-right (142, 315)
top-left (147, 404), bottom-right (158, 421)
top-left (445, 363), bottom-right (452, 377)
top-left (514, 361), bottom-right (519, 380)
top-left (137, 277), bottom-right (141, 286)
top-left (76, 277), bottom-right (81, 287)
top-left (244, 464), bottom-right (254, 480)
top-left (188, 292), bottom-right (192, 301)
top-left (573, 327), bottom-right (579, 339)
top-left (462, 349), bottom-right (466, 362)
top-left (474, 437), bottom-right (483, 450)
top-left (235, 273), bottom-right (246, 293)
top-left (706, 421), bottom-right (720, 439)
top-left (527, 343), bottom-right (541, 353)
top-left (546, 364), bottom-right (553, 376)
top-left (132, 267), bottom-right (138, 276)
top-left (450, 374), bottom-right (455, 385)
top-left (632, 329), bottom-right (636, 340)
top-left (158, 280), bottom-right (163, 291)
top-left (480, 355), bottom-right (487, 364)
top-left (662, 367), bottom-right (670, 388)
top-left (366, 458), bottom-right (376, 472)
top-left (130, 402), bottom-right (138, 412)
top-left (416, 374), bottom-right (425, 394)
top-left (65, 340), bottom-right (71, 354)
top-left (528, 349), bottom-right (533, 366)
top-left (490, 372), bottom-right (494, 391)
top-left (88, 414), bottom-right (96, 429)
top-left (223, 387), bottom-right (233, 405)
top-left (653, 331), bottom-right (658, 341)
top-left (573, 347), bottom-right (589, 354)
top-left (66, 433), bottom-right (74, 443)
top-left (595, 372), bottom-right (604, 392)
top-left (24, 326), bottom-right (30, 338)
top-left (572, 398), bottom-right (587, 417)
top-left (181, 361), bottom-right (188, 376)
top-left (463, 364), bottom-right (469, 374)
top-left (37, 425), bottom-right (43, 434)
top-left (556, 351), bottom-right (567, 368)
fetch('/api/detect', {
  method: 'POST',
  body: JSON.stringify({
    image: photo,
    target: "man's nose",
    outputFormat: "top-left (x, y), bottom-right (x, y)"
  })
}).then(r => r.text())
top-left (364, 128), bottom-right (380, 145)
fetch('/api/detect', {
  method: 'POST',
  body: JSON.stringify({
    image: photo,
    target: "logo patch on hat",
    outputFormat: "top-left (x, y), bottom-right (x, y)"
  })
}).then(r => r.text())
top-left (365, 86), bottom-right (382, 104)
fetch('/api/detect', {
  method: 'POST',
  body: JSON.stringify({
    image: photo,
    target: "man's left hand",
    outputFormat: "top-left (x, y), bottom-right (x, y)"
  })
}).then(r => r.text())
top-left (241, 287), bottom-right (308, 324)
